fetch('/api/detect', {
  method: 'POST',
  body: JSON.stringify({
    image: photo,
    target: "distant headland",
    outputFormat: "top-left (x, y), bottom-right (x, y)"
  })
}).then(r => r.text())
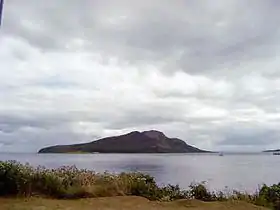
top-left (263, 149), bottom-right (280, 153)
top-left (38, 130), bottom-right (210, 154)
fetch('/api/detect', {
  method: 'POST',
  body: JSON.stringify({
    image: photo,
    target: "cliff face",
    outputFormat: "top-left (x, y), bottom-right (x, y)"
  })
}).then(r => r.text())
top-left (38, 130), bottom-right (209, 153)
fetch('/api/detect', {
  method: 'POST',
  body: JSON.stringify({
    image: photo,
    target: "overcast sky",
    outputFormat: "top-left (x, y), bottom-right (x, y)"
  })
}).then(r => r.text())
top-left (0, 0), bottom-right (280, 152)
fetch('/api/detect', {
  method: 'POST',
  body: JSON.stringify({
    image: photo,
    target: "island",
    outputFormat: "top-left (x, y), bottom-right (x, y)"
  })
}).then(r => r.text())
top-left (263, 149), bottom-right (280, 155)
top-left (38, 130), bottom-right (210, 153)
top-left (263, 149), bottom-right (280, 152)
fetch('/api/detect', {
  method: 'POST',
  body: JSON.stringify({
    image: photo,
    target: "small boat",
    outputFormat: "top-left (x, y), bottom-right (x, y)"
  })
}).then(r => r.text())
top-left (273, 152), bottom-right (280, 155)
top-left (219, 152), bottom-right (224, 156)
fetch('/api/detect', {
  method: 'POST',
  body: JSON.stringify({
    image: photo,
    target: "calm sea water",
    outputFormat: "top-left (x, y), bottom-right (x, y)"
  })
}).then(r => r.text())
top-left (0, 153), bottom-right (279, 192)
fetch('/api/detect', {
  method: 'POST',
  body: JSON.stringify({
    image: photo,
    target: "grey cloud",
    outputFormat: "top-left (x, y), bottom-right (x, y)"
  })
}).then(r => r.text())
top-left (104, 110), bottom-right (182, 130)
top-left (3, 0), bottom-right (280, 76)
top-left (1, 0), bottom-right (280, 152)
top-left (0, 112), bottom-right (100, 133)
top-left (0, 129), bottom-right (93, 152)
top-left (0, 114), bottom-right (64, 132)
top-left (219, 128), bottom-right (280, 146)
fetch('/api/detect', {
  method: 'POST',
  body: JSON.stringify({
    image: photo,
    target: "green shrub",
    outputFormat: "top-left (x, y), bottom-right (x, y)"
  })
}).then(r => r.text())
top-left (256, 184), bottom-right (280, 209)
top-left (0, 160), bottom-right (187, 201)
top-left (0, 160), bottom-right (33, 196)
top-left (123, 173), bottom-right (161, 200)
top-left (160, 184), bottom-right (189, 201)
top-left (189, 182), bottom-right (215, 201)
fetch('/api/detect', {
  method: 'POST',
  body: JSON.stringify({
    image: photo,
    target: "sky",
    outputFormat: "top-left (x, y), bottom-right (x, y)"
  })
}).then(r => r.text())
top-left (0, 0), bottom-right (280, 152)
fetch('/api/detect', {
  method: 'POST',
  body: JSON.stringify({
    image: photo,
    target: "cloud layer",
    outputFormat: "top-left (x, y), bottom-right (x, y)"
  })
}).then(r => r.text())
top-left (1, 0), bottom-right (280, 152)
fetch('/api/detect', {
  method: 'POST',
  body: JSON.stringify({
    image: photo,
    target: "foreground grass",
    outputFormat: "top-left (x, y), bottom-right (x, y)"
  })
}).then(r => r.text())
top-left (0, 160), bottom-right (279, 209)
top-left (1, 196), bottom-right (268, 210)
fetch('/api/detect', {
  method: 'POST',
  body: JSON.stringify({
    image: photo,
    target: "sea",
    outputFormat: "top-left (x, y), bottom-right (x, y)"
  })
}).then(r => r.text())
top-left (0, 152), bottom-right (279, 193)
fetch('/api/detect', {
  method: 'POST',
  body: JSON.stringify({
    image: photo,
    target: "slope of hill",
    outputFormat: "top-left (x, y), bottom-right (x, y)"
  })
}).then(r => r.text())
top-left (38, 130), bottom-right (209, 153)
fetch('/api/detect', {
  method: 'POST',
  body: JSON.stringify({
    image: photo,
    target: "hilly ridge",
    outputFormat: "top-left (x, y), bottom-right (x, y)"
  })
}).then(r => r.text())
top-left (38, 130), bottom-right (209, 153)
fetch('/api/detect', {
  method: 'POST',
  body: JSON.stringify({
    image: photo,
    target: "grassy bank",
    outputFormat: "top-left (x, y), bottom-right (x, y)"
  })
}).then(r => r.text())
top-left (0, 160), bottom-right (279, 209)
top-left (1, 196), bottom-right (269, 210)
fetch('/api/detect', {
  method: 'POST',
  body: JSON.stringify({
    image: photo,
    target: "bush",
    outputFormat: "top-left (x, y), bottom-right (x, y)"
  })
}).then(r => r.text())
top-left (160, 184), bottom-right (190, 201)
top-left (0, 160), bottom-right (33, 196)
top-left (0, 160), bottom-right (186, 201)
top-left (189, 182), bottom-right (215, 201)
top-left (256, 184), bottom-right (280, 209)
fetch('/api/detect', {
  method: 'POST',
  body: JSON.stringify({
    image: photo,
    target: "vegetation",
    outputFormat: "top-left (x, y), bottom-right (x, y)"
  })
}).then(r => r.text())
top-left (0, 160), bottom-right (186, 200)
top-left (0, 160), bottom-right (279, 209)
